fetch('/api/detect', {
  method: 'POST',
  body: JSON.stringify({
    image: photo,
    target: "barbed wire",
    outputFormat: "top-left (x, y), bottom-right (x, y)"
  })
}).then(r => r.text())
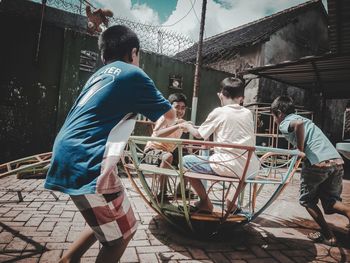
top-left (35, 0), bottom-right (195, 56)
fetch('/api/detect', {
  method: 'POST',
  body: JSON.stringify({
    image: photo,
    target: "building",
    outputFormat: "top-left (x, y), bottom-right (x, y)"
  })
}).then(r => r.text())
top-left (175, 0), bottom-right (328, 104)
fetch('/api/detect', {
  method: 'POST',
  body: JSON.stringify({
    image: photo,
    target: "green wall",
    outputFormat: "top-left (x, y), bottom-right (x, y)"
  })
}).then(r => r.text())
top-left (140, 52), bottom-right (233, 124)
top-left (0, 1), bottom-right (232, 163)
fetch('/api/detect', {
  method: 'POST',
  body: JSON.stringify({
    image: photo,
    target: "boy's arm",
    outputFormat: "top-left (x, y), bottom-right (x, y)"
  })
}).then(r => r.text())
top-left (153, 117), bottom-right (187, 137)
top-left (163, 108), bottom-right (176, 124)
top-left (289, 120), bottom-right (305, 152)
top-left (182, 123), bottom-right (203, 139)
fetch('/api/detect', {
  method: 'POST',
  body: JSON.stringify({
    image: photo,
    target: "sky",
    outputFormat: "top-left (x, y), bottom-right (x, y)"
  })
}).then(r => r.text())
top-left (95, 0), bottom-right (327, 41)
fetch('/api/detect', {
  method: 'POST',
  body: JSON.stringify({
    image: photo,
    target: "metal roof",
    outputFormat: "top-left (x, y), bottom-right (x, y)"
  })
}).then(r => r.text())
top-left (245, 53), bottom-right (350, 99)
top-left (243, 0), bottom-right (350, 99)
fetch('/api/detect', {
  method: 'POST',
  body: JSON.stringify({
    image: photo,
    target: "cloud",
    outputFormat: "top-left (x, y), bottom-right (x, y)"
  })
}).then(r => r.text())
top-left (97, 0), bottom-right (161, 24)
top-left (163, 0), bottom-right (323, 40)
top-left (96, 0), bottom-right (327, 41)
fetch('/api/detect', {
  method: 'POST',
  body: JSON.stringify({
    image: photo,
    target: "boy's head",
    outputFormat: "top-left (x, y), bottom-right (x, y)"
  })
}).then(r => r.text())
top-left (218, 77), bottom-right (245, 105)
top-left (98, 25), bottom-right (140, 66)
top-left (271, 96), bottom-right (295, 124)
top-left (168, 93), bottom-right (187, 119)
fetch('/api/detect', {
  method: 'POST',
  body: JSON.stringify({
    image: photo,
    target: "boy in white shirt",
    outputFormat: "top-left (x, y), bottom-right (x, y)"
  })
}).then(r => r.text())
top-left (183, 77), bottom-right (259, 213)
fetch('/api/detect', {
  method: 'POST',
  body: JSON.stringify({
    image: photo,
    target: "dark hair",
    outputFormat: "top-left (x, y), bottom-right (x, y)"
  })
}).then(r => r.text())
top-left (168, 93), bottom-right (187, 105)
top-left (271, 96), bottom-right (295, 115)
top-left (98, 25), bottom-right (140, 63)
top-left (220, 77), bottom-right (245, 99)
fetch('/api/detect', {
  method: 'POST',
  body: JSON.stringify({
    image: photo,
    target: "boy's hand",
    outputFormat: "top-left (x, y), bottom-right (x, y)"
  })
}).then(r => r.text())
top-left (176, 118), bottom-right (186, 124)
top-left (179, 121), bottom-right (193, 133)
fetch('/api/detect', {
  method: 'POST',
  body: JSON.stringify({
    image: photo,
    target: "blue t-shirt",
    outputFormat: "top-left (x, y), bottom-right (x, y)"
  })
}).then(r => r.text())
top-left (44, 61), bottom-right (172, 195)
top-left (279, 113), bottom-right (341, 165)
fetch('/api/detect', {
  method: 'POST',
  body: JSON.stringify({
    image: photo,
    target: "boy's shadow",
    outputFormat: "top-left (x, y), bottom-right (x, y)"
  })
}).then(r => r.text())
top-left (147, 214), bottom-right (350, 262)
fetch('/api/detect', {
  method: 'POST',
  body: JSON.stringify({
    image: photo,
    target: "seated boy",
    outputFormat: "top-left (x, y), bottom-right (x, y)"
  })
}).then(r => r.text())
top-left (144, 93), bottom-right (190, 199)
top-left (182, 77), bottom-right (259, 213)
top-left (271, 96), bottom-right (350, 246)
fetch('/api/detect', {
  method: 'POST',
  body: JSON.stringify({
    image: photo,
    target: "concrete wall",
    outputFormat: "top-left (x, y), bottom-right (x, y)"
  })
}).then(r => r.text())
top-left (140, 52), bottom-right (233, 124)
top-left (0, 1), bottom-right (232, 162)
top-left (324, 100), bottom-right (350, 142)
top-left (260, 7), bottom-right (328, 123)
top-left (206, 45), bottom-right (262, 104)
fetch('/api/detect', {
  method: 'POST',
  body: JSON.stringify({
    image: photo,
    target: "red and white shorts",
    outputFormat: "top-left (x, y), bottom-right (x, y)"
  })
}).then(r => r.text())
top-left (70, 190), bottom-right (138, 246)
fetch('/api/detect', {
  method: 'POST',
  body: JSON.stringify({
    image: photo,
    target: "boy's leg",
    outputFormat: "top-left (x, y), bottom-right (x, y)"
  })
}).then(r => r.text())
top-left (300, 162), bottom-right (341, 242)
top-left (183, 155), bottom-right (215, 212)
top-left (68, 191), bottom-right (138, 262)
top-left (320, 164), bottom-right (350, 226)
top-left (304, 205), bottom-right (335, 240)
top-left (332, 201), bottom-right (350, 224)
top-left (59, 225), bottom-right (97, 263)
top-left (96, 231), bottom-right (135, 263)
top-left (187, 177), bottom-right (213, 212)
top-left (159, 152), bottom-right (173, 194)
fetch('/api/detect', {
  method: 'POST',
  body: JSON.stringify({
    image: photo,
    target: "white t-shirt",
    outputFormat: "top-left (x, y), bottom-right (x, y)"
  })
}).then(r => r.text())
top-left (198, 104), bottom-right (259, 178)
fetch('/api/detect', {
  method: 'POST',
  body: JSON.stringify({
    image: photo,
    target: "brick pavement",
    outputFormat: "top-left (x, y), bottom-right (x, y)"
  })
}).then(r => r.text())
top-left (0, 174), bottom-right (349, 263)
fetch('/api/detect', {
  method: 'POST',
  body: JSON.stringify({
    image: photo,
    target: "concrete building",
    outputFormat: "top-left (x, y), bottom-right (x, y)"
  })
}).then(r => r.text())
top-left (175, 0), bottom-right (328, 105)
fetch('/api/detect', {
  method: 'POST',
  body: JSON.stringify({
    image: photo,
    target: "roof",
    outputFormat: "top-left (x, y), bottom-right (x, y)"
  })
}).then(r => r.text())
top-left (175, 0), bottom-right (326, 63)
top-left (245, 53), bottom-right (350, 99)
top-left (328, 0), bottom-right (350, 54)
top-left (242, 0), bottom-right (350, 100)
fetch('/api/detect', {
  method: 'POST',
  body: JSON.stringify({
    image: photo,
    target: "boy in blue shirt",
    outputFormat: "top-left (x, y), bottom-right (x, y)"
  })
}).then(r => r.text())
top-left (45, 25), bottom-right (175, 262)
top-left (271, 96), bottom-right (350, 246)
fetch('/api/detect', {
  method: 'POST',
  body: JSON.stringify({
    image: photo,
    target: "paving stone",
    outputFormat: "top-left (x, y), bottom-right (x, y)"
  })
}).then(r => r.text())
top-left (61, 211), bottom-right (75, 218)
top-left (25, 217), bottom-right (44, 227)
top-left (0, 176), bottom-right (349, 263)
top-left (120, 247), bottom-right (139, 262)
top-left (158, 251), bottom-right (192, 260)
top-left (48, 206), bottom-right (64, 215)
top-left (129, 240), bottom-right (151, 247)
top-left (5, 237), bottom-right (28, 251)
top-left (38, 204), bottom-right (54, 211)
top-left (179, 260), bottom-right (214, 263)
top-left (28, 202), bottom-right (44, 208)
top-left (136, 245), bottom-right (171, 254)
top-left (3, 210), bottom-right (22, 217)
top-left (188, 247), bottom-right (209, 259)
top-left (66, 230), bottom-right (82, 242)
top-left (207, 252), bottom-right (231, 263)
top-left (37, 221), bottom-right (56, 231)
top-left (0, 207), bottom-right (11, 214)
top-left (80, 257), bottom-right (96, 262)
top-left (13, 213), bottom-right (32, 222)
top-left (138, 253), bottom-right (159, 263)
top-left (0, 232), bottom-right (14, 243)
top-left (15, 258), bottom-right (40, 263)
top-left (226, 251), bottom-right (257, 260)
top-left (39, 250), bottom-right (63, 262)
top-left (267, 250), bottom-right (295, 263)
top-left (83, 248), bottom-right (99, 257)
top-left (249, 245), bottom-right (270, 257)
top-left (246, 258), bottom-right (278, 263)
top-left (45, 242), bottom-right (72, 250)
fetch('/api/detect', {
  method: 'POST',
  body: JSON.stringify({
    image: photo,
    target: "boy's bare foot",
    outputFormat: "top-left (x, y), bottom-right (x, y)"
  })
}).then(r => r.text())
top-left (307, 231), bottom-right (337, 246)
